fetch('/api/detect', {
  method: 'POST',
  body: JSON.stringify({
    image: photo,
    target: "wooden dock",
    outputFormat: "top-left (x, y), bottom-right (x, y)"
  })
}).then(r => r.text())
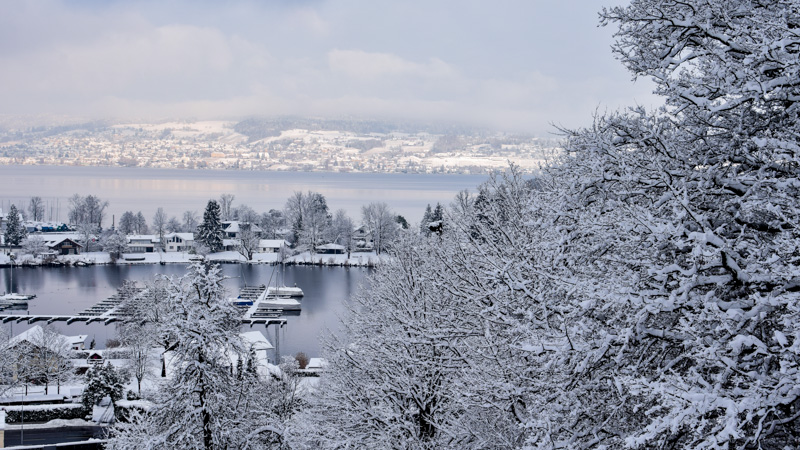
top-left (0, 313), bottom-right (286, 327)
top-left (0, 284), bottom-right (287, 328)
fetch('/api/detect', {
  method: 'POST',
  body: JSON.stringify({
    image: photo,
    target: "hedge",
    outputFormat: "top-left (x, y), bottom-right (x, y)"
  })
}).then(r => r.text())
top-left (4, 404), bottom-right (88, 423)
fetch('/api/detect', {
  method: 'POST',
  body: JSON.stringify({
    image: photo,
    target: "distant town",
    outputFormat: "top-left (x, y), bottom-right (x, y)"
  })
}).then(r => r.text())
top-left (0, 117), bottom-right (559, 174)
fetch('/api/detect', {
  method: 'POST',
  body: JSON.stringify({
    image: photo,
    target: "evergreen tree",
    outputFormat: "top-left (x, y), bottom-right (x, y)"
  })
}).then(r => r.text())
top-left (82, 363), bottom-right (125, 409)
top-left (196, 200), bottom-right (224, 253)
top-left (420, 204), bottom-right (433, 234)
top-left (431, 202), bottom-right (444, 223)
top-left (4, 204), bottom-right (27, 245)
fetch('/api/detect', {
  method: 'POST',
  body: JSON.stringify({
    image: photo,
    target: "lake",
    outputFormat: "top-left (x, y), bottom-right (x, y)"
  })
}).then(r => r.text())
top-left (0, 263), bottom-right (369, 361)
top-left (0, 165), bottom-right (488, 225)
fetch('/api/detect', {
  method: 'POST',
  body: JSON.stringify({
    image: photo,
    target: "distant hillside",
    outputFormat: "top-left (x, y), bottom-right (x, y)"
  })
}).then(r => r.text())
top-left (233, 117), bottom-right (489, 142)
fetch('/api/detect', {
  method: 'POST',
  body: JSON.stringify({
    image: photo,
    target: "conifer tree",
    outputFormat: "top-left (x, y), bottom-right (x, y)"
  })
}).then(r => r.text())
top-left (196, 200), bottom-right (224, 253)
top-left (4, 204), bottom-right (27, 245)
top-left (420, 204), bottom-right (433, 234)
top-left (82, 363), bottom-right (125, 409)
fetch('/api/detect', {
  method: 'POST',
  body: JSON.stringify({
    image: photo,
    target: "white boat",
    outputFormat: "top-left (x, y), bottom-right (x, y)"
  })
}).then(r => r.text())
top-left (260, 296), bottom-right (301, 311)
top-left (0, 293), bottom-right (36, 302)
top-left (266, 286), bottom-right (304, 297)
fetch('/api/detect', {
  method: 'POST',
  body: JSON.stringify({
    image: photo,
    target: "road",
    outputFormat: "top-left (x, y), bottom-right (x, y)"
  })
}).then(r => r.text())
top-left (4, 426), bottom-right (106, 447)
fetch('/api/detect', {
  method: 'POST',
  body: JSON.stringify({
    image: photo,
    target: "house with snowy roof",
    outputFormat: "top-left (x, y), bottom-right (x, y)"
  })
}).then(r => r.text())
top-left (43, 237), bottom-right (82, 255)
top-left (127, 235), bottom-right (160, 253)
top-left (164, 232), bottom-right (195, 252)
top-left (316, 243), bottom-right (346, 255)
top-left (240, 331), bottom-right (274, 365)
top-left (7, 326), bottom-right (88, 352)
top-left (257, 239), bottom-right (289, 253)
top-left (222, 221), bottom-right (263, 239)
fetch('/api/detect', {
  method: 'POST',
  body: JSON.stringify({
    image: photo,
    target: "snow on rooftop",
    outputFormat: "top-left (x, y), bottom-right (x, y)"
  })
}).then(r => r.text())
top-left (240, 331), bottom-right (274, 351)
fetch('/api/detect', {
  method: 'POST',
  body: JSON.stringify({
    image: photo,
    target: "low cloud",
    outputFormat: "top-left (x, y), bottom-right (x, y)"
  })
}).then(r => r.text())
top-left (0, 0), bottom-right (660, 134)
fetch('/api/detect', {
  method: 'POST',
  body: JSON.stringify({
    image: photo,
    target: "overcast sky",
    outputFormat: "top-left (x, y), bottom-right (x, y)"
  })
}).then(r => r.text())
top-left (0, 0), bottom-right (659, 134)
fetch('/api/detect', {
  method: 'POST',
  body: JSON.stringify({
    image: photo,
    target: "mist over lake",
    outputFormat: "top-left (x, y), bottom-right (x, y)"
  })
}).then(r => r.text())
top-left (0, 165), bottom-right (488, 225)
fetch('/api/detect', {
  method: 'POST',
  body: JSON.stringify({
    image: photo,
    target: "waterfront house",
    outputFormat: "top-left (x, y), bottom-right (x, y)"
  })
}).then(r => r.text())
top-left (316, 243), bottom-right (346, 255)
top-left (257, 239), bottom-right (289, 253)
top-left (164, 232), bottom-right (195, 252)
top-left (127, 235), bottom-right (159, 253)
top-left (45, 237), bottom-right (82, 255)
top-left (223, 221), bottom-right (263, 239)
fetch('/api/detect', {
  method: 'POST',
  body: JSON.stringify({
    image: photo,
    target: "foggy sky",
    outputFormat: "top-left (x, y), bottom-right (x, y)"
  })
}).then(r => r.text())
top-left (0, 0), bottom-right (659, 134)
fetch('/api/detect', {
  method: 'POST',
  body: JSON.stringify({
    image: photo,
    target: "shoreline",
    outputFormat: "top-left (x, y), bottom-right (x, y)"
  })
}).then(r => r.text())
top-left (0, 250), bottom-right (383, 269)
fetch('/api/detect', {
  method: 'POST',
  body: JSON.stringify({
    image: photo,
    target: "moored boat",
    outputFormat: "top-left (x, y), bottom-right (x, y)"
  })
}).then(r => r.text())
top-left (266, 285), bottom-right (304, 297)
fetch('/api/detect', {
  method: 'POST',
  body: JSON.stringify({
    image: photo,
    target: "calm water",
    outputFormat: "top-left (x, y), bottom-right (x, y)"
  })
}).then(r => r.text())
top-left (0, 264), bottom-right (368, 360)
top-left (0, 165), bottom-right (487, 224)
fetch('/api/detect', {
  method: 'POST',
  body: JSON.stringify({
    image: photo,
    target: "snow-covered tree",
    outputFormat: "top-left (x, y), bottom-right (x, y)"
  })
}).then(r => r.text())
top-left (330, 209), bottom-right (354, 258)
top-left (76, 222), bottom-right (96, 252)
top-left (22, 234), bottom-right (47, 258)
top-left (4, 204), bottom-right (26, 245)
top-left (118, 211), bottom-right (136, 235)
top-left (102, 231), bottom-right (129, 261)
top-left (219, 193), bottom-right (235, 221)
top-left (83, 362), bottom-right (125, 408)
top-left (152, 207), bottom-right (168, 249)
top-left (196, 200), bottom-right (224, 253)
top-left (528, 1), bottom-right (800, 447)
top-left (420, 204), bottom-right (433, 235)
top-left (361, 201), bottom-right (397, 254)
top-left (117, 319), bottom-right (154, 396)
top-left (259, 209), bottom-right (285, 240)
top-left (294, 234), bottom-right (473, 448)
top-left (107, 262), bottom-right (277, 450)
top-left (236, 222), bottom-right (261, 261)
top-left (285, 191), bottom-right (330, 250)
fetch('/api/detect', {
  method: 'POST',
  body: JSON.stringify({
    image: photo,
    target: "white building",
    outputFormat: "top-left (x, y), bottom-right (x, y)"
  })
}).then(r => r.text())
top-left (127, 235), bottom-right (159, 253)
top-left (258, 239), bottom-right (289, 253)
top-left (164, 233), bottom-right (195, 252)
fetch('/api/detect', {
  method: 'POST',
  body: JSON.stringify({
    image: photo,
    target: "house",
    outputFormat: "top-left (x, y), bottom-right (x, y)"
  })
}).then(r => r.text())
top-left (6, 326), bottom-right (85, 362)
top-left (353, 226), bottom-right (374, 250)
top-left (127, 235), bottom-right (160, 253)
top-left (257, 239), bottom-right (288, 253)
top-left (164, 232), bottom-right (195, 252)
top-left (316, 243), bottom-right (346, 255)
top-left (67, 334), bottom-right (89, 351)
top-left (222, 221), bottom-right (263, 239)
top-left (239, 331), bottom-right (274, 365)
top-left (44, 237), bottom-right (83, 255)
top-left (223, 239), bottom-right (239, 252)
top-left (86, 351), bottom-right (104, 365)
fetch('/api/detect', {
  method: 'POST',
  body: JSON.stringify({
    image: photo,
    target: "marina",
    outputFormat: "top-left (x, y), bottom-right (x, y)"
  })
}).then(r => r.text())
top-left (0, 264), bottom-right (368, 357)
